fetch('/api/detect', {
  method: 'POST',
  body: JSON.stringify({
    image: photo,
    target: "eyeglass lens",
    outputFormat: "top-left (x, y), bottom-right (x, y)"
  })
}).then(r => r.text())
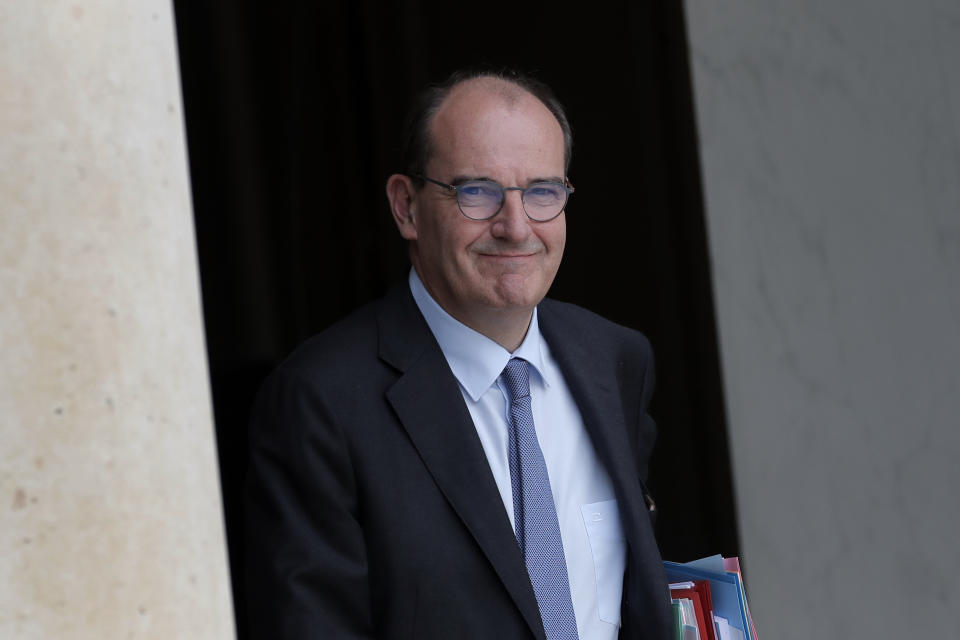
top-left (457, 181), bottom-right (567, 221)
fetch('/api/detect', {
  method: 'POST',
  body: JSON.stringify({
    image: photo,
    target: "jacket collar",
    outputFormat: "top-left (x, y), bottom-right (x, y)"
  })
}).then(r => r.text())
top-left (407, 268), bottom-right (551, 401)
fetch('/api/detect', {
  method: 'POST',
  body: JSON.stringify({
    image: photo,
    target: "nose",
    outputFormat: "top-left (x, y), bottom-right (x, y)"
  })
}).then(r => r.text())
top-left (489, 190), bottom-right (532, 242)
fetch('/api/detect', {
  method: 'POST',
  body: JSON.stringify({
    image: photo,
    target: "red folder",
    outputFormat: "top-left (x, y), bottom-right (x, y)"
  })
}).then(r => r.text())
top-left (670, 580), bottom-right (716, 640)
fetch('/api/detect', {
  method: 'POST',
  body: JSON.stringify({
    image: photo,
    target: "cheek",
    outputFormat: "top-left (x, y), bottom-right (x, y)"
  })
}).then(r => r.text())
top-left (452, 228), bottom-right (491, 262)
top-left (420, 216), bottom-right (459, 258)
top-left (554, 228), bottom-right (567, 254)
top-left (542, 220), bottom-right (566, 256)
top-left (423, 225), bottom-right (481, 283)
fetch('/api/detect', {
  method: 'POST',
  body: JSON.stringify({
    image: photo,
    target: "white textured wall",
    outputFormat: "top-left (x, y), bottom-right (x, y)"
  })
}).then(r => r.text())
top-left (684, 1), bottom-right (960, 638)
top-left (1, 2), bottom-right (234, 638)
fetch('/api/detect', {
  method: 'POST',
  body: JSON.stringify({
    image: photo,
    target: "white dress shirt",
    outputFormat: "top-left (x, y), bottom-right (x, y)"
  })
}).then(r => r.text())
top-left (409, 269), bottom-right (627, 639)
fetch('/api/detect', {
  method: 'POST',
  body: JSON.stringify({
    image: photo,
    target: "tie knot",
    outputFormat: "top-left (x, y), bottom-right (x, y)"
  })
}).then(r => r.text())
top-left (501, 357), bottom-right (531, 401)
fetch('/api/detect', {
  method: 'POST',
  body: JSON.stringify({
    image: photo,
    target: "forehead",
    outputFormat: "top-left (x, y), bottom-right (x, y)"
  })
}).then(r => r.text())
top-left (426, 79), bottom-right (565, 178)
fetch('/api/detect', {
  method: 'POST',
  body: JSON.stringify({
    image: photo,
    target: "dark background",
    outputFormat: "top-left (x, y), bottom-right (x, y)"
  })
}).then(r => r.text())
top-left (173, 1), bottom-right (739, 636)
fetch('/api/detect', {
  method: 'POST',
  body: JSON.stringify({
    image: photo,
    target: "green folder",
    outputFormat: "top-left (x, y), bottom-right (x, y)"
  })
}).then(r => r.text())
top-left (672, 601), bottom-right (683, 640)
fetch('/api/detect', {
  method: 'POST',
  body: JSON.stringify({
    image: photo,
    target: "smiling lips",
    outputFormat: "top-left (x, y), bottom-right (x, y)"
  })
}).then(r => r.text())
top-left (480, 252), bottom-right (537, 258)
top-left (473, 240), bottom-right (544, 259)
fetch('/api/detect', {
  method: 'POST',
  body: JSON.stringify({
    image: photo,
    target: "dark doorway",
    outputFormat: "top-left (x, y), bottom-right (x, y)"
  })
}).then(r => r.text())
top-left (173, 2), bottom-right (739, 636)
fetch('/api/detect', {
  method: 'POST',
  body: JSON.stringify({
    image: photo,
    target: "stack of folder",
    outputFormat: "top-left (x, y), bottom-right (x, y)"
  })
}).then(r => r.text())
top-left (664, 555), bottom-right (758, 640)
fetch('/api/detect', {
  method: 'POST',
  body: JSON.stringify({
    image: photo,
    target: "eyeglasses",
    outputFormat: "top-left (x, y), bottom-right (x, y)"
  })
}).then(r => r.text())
top-left (414, 175), bottom-right (574, 222)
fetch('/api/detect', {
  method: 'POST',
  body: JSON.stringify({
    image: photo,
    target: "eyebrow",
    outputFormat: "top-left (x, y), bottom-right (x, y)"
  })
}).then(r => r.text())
top-left (449, 174), bottom-right (566, 186)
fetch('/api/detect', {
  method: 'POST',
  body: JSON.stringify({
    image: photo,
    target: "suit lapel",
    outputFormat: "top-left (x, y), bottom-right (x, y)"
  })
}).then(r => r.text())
top-left (538, 302), bottom-right (668, 634)
top-left (377, 284), bottom-right (547, 640)
top-left (537, 303), bottom-right (650, 554)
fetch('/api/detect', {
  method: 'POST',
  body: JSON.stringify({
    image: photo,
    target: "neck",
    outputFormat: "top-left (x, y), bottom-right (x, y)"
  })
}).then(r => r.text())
top-left (456, 307), bottom-right (532, 353)
top-left (413, 269), bottom-right (534, 352)
top-left (431, 290), bottom-right (533, 352)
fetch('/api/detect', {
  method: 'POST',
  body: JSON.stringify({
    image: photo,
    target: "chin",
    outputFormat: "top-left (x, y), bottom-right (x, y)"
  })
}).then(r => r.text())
top-left (488, 278), bottom-right (549, 311)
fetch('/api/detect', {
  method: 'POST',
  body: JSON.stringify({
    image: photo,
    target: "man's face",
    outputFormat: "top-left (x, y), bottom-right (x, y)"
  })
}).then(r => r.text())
top-left (406, 80), bottom-right (567, 332)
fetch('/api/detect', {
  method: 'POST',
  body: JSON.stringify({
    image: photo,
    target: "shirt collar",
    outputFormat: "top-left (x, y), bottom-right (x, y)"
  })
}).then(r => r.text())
top-left (408, 268), bottom-right (550, 402)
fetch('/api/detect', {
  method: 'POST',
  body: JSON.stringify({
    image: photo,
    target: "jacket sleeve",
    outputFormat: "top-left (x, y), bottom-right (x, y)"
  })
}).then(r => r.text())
top-left (244, 366), bottom-right (373, 639)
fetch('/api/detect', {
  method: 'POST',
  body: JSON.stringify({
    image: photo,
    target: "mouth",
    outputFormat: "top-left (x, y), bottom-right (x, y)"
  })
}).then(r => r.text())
top-left (473, 242), bottom-right (545, 265)
top-left (479, 252), bottom-right (537, 258)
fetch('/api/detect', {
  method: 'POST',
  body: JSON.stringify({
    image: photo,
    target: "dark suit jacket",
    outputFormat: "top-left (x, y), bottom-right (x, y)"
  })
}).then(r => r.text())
top-left (245, 282), bottom-right (673, 640)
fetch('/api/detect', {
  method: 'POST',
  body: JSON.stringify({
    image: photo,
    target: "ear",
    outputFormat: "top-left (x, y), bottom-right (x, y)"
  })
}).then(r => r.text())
top-left (386, 174), bottom-right (419, 240)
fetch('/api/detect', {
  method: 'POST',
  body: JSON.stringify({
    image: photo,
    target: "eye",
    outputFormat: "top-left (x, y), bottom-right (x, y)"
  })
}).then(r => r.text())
top-left (525, 183), bottom-right (564, 200)
top-left (459, 182), bottom-right (500, 198)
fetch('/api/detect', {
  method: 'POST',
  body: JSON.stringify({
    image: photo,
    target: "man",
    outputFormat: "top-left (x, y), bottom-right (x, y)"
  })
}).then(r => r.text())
top-left (245, 69), bottom-right (673, 639)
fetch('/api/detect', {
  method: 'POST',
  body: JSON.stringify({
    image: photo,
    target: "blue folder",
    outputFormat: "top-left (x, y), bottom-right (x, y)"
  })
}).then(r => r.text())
top-left (664, 559), bottom-right (753, 640)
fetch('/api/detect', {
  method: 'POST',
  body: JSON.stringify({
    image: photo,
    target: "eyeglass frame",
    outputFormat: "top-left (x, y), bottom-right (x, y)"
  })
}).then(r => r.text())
top-left (411, 174), bottom-right (574, 222)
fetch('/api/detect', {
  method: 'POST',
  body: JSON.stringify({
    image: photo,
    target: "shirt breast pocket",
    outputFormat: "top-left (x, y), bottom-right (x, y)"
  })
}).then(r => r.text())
top-left (580, 499), bottom-right (626, 626)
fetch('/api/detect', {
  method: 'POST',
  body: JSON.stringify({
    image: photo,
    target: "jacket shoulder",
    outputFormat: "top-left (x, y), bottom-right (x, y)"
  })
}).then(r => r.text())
top-left (262, 281), bottom-right (430, 395)
top-left (538, 298), bottom-right (652, 358)
top-left (276, 300), bottom-right (381, 379)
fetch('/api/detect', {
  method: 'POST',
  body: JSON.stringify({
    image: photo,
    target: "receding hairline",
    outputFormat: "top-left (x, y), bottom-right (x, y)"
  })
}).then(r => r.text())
top-left (425, 77), bottom-right (565, 164)
top-left (448, 75), bottom-right (534, 106)
top-left (399, 69), bottom-right (574, 180)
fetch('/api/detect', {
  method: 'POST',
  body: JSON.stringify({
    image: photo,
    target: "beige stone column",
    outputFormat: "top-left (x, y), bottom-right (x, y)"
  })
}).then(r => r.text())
top-left (1, 2), bottom-right (235, 638)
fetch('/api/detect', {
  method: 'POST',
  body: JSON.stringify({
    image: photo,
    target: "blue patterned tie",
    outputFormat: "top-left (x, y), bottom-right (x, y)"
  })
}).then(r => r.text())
top-left (501, 358), bottom-right (579, 640)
